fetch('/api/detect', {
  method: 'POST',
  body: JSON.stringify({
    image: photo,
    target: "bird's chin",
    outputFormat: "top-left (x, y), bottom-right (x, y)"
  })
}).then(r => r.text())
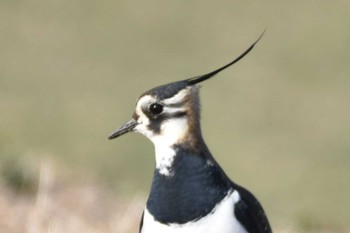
top-left (134, 124), bottom-right (155, 140)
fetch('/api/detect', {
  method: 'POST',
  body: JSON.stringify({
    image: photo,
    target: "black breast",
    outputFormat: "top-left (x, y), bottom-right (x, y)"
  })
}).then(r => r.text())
top-left (146, 146), bottom-right (231, 224)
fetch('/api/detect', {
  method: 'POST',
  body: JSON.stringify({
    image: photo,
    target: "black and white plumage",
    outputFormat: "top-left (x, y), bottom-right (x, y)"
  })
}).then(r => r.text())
top-left (109, 34), bottom-right (272, 233)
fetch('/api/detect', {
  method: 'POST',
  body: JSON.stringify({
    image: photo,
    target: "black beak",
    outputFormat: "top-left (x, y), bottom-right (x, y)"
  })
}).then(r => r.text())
top-left (108, 119), bottom-right (138, 140)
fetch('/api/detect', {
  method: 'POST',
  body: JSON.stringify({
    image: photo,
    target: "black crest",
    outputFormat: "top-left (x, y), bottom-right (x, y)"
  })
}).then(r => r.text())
top-left (141, 32), bottom-right (264, 100)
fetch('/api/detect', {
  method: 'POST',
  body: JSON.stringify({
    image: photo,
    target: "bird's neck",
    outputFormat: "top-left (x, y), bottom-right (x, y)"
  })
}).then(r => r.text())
top-left (149, 113), bottom-right (209, 176)
top-left (151, 125), bottom-right (210, 176)
top-left (147, 144), bottom-right (231, 224)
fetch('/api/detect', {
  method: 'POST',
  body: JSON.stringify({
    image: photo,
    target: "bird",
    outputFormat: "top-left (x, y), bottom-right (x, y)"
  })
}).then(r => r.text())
top-left (108, 33), bottom-right (272, 233)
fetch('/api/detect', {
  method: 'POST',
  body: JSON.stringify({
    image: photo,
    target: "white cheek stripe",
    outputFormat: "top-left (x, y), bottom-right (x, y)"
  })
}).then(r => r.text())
top-left (163, 106), bottom-right (186, 114)
top-left (135, 95), bottom-right (185, 118)
top-left (162, 89), bottom-right (189, 105)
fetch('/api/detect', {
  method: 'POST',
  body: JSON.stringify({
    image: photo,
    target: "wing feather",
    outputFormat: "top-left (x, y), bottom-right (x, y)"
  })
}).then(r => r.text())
top-left (234, 186), bottom-right (272, 233)
top-left (139, 211), bottom-right (144, 233)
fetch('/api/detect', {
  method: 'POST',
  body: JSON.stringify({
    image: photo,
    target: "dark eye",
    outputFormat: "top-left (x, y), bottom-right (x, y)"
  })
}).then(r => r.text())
top-left (149, 103), bottom-right (163, 115)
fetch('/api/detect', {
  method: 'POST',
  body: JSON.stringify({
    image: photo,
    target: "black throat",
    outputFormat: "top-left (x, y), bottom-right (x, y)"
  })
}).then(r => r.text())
top-left (146, 144), bottom-right (231, 224)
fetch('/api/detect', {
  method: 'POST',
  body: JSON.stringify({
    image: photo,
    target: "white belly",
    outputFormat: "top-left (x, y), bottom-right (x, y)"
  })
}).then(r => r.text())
top-left (140, 190), bottom-right (248, 233)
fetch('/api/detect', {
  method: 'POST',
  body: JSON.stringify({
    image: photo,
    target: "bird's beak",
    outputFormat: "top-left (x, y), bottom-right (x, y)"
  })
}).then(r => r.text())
top-left (108, 118), bottom-right (138, 140)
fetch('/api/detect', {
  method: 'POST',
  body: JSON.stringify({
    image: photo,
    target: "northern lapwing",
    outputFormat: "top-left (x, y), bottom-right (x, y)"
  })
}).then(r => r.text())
top-left (109, 33), bottom-right (272, 233)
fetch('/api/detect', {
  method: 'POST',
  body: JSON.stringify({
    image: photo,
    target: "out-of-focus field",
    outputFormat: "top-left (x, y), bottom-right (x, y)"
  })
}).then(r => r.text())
top-left (0, 1), bottom-right (349, 232)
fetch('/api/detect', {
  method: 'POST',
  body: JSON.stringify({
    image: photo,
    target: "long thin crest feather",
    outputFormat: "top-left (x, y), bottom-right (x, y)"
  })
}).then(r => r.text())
top-left (186, 31), bottom-right (265, 86)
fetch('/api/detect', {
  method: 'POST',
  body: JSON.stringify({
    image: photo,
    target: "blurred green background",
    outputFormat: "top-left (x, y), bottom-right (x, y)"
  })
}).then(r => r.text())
top-left (1, 0), bottom-right (349, 232)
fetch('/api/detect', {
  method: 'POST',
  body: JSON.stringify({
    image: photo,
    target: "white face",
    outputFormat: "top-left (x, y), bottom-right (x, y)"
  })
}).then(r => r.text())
top-left (133, 89), bottom-right (190, 147)
top-left (132, 88), bottom-right (193, 176)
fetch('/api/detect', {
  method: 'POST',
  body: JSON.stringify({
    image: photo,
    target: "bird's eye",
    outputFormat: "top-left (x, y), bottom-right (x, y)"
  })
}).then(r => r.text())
top-left (149, 103), bottom-right (163, 115)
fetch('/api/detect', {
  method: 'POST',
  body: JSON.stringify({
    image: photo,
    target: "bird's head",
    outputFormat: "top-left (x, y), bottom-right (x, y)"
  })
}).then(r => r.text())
top-left (109, 33), bottom-right (263, 149)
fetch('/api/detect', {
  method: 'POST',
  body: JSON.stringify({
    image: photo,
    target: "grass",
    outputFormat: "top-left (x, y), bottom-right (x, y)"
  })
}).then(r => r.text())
top-left (0, 158), bottom-right (345, 233)
top-left (1, 0), bottom-right (350, 232)
top-left (0, 159), bottom-right (144, 233)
